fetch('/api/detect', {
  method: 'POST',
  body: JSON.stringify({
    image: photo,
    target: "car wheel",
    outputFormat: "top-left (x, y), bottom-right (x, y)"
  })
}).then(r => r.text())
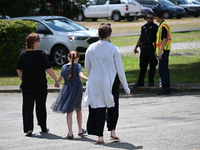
top-left (163, 11), bottom-right (170, 19)
top-left (91, 18), bottom-right (98, 21)
top-left (112, 12), bottom-right (121, 22)
top-left (52, 45), bottom-right (68, 66)
top-left (77, 13), bottom-right (85, 21)
top-left (194, 14), bottom-right (199, 17)
top-left (127, 17), bottom-right (133, 21)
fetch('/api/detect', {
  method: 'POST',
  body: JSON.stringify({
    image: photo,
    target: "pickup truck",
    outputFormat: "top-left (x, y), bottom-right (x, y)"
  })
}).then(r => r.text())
top-left (77, 0), bottom-right (141, 21)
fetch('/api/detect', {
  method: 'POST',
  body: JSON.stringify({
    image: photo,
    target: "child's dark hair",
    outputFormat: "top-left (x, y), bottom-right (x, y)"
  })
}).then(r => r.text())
top-left (98, 23), bottom-right (112, 39)
top-left (68, 51), bottom-right (80, 80)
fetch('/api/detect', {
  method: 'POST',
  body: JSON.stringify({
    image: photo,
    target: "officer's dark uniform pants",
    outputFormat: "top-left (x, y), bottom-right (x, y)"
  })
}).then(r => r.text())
top-left (138, 48), bottom-right (158, 85)
top-left (22, 88), bottom-right (48, 133)
top-left (86, 75), bottom-right (120, 136)
top-left (159, 50), bottom-right (170, 88)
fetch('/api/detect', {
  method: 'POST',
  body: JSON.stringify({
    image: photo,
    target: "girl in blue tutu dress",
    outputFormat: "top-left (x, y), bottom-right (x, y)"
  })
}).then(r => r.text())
top-left (51, 51), bottom-right (88, 139)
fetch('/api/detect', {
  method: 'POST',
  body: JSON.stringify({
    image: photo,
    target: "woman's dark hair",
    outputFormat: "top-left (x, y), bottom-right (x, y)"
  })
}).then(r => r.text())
top-left (98, 23), bottom-right (112, 39)
top-left (26, 33), bottom-right (40, 49)
top-left (68, 51), bottom-right (80, 80)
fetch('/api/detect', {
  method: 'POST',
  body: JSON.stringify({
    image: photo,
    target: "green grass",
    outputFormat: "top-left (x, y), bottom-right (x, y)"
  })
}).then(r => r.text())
top-left (111, 31), bottom-right (200, 47)
top-left (123, 54), bottom-right (200, 84)
top-left (1, 51), bottom-right (199, 86)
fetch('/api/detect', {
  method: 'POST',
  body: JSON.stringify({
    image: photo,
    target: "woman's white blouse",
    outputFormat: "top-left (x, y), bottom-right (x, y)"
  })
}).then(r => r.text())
top-left (84, 40), bottom-right (130, 108)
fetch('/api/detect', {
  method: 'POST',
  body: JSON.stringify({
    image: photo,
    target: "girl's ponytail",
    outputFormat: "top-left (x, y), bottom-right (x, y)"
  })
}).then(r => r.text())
top-left (68, 51), bottom-right (80, 80)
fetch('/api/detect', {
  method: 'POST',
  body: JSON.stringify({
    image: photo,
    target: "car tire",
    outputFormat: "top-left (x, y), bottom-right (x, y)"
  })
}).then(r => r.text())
top-left (77, 13), bottom-right (85, 21)
top-left (163, 11), bottom-right (170, 19)
top-left (112, 12), bottom-right (121, 22)
top-left (52, 45), bottom-right (68, 66)
top-left (127, 17), bottom-right (133, 21)
top-left (91, 18), bottom-right (98, 21)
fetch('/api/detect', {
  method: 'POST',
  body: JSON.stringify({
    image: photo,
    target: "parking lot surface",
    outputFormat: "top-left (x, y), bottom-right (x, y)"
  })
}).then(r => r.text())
top-left (0, 92), bottom-right (200, 150)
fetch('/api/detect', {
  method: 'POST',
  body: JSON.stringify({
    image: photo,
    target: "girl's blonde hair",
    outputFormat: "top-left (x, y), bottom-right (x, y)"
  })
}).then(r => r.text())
top-left (68, 51), bottom-right (80, 80)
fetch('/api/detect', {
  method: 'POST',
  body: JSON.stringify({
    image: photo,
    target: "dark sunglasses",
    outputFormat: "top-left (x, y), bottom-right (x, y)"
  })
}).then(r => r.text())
top-left (35, 39), bottom-right (40, 42)
top-left (146, 17), bottom-right (153, 19)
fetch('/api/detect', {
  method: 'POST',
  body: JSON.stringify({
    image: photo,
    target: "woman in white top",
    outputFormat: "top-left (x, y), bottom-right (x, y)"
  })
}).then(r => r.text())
top-left (84, 23), bottom-right (130, 143)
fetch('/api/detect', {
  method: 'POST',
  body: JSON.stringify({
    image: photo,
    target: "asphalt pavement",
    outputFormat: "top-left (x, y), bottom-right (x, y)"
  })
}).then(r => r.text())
top-left (0, 92), bottom-right (200, 150)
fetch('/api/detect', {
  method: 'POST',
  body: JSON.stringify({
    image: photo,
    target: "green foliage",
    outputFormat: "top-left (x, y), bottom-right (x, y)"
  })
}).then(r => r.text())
top-left (0, 20), bottom-right (36, 76)
top-left (0, 0), bottom-right (89, 19)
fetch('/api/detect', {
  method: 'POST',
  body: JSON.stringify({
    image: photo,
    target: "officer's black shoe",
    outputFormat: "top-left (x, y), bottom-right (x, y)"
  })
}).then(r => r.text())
top-left (148, 83), bottom-right (154, 87)
top-left (157, 88), bottom-right (171, 95)
top-left (133, 83), bottom-right (144, 88)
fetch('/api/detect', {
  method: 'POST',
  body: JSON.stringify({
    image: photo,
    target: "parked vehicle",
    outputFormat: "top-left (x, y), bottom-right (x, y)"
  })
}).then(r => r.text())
top-left (137, 5), bottom-right (154, 19)
top-left (77, 0), bottom-right (141, 21)
top-left (0, 15), bottom-right (10, 19)
top-left (168, 0), bottom-right (200, 17)
top-left (135, 0), bottom-right (185, 19)
top-left (9, 16), bottom-right (99, 66)
top-left (121, 0), bottom-right (153, 19)
top-left (188, 0), bottom-right (200, 5)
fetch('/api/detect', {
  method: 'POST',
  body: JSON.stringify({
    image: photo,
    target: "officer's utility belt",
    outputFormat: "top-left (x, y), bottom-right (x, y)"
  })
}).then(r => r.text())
top-left (141, 45), bottom-right (154, 49)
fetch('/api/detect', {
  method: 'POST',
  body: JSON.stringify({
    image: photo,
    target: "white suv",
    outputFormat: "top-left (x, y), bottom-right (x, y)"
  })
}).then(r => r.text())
top-left (10, 16), bottom-right (99, 66)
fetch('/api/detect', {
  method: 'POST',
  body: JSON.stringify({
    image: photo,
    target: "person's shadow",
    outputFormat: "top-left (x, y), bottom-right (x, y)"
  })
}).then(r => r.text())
top-left (73, 136), bottom-right (143, 149)
top-left (30, 132), bottom-right (62, 140)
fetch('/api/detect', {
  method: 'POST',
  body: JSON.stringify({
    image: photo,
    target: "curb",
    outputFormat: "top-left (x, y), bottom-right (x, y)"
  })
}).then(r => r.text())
top-left (0, 83), bottom-right (199, 94)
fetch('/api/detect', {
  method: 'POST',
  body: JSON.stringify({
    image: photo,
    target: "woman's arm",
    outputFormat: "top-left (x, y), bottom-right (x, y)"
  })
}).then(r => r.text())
top-left (46, 68), bottom-right (57, 81)
top-left (16, 69), bottom-right (23, 80)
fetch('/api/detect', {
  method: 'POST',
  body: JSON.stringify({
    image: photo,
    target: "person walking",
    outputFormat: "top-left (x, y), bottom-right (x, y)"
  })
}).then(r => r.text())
top-left (84, 23), bottom-right (130, 143)
top-left (155, 13), bottom-right (172, 95)
top-left (133, 12), bottom-right (158, 88)
top-left (51, 51), bottom-right (88, 139)
top-left (16, 33), bottom-right (58, 136)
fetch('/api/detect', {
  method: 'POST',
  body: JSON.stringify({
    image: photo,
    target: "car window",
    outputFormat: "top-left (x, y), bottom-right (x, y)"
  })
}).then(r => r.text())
top-left (153, 1), bottom-right (162, 6)
top-left (89, 0), bottom-right (98, 5)
top-left (110, 0), bottom-right (121, 4)
top-left (142, 1), bottom-right (153, 5)
top-left (36, 22), bottom-right (50, 33)
top-left (177, 0), bottom-right (190, 4)
top-left (44, 18), bottom-right (87, 32)
top-left (97, 0), bottom-right (106, 5)
top-left (159, 0), bottom-right (175, 6)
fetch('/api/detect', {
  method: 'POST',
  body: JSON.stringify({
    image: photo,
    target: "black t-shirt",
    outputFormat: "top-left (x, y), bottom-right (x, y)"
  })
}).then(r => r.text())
top-left (16, 50), bottom-right (51, 91)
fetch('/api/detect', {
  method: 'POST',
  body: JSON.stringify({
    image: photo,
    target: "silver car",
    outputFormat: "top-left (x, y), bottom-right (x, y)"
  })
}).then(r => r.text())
top-left (10, 16), bottom-right (99, 66)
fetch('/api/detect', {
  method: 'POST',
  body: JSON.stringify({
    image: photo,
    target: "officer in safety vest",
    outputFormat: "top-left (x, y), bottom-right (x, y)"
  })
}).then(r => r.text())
top-left (155, 12), bottom-right (172, 95)
top-left (133, 12), bottom-right (158, 88)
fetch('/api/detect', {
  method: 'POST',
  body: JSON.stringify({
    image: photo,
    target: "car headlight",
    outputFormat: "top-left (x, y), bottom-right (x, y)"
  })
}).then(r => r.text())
top-left (68, 36), bottom-right (88, 41)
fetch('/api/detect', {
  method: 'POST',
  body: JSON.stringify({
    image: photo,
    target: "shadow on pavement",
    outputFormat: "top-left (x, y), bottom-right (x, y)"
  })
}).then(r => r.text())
top-left (72, 136), bottom-right (143, 149)
top-left (31, 132), bottom-right (63, 140)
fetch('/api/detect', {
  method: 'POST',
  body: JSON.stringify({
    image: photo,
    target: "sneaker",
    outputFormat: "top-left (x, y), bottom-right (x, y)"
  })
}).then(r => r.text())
top-left (133, 83), bottom-right (144, 88)
top-left (78, 129), bottom-right (87, 136)
top-left (157, 88), bottom-right (171, 95)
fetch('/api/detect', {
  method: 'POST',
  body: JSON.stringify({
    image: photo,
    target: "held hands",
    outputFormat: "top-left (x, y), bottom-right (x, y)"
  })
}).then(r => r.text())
top-left (54, 80), bottom-right (60, 88)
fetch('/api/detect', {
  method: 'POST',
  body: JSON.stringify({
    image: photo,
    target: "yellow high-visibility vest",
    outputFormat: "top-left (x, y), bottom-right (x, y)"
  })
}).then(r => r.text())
top-left (156, 21), bottom-right (171, 55)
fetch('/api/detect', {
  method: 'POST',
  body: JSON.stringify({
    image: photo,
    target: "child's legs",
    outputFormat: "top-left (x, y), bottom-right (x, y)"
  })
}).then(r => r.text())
top-left (76, 110), bottom-right (82, 133)
top-left (66, 112), bottom-right (73, 135)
